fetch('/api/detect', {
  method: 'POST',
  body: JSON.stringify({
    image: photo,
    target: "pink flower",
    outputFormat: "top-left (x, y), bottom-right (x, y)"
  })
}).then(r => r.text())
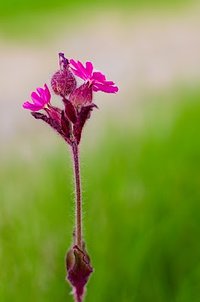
top-left (69, 59), bottom-right (118, 94)
top-left (23, 84), bottom-right (51, 111)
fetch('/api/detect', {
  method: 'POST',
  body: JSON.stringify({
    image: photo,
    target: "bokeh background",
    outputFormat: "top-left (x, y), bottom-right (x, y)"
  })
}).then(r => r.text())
top-left (0, 0), bottom-right (200, 301)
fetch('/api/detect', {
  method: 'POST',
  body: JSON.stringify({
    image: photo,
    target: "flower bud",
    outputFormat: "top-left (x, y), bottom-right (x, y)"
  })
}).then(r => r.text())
top-left (66, 244), bottom-right (93, 302)
top-left (51, 69), bottom-right (76, 97)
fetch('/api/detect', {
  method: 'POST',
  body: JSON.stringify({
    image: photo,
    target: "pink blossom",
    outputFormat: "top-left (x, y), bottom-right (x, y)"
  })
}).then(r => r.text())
top-left (69, 59), bottom-right (119, 94)
top-left (23, 84), bottom-right (51, 111)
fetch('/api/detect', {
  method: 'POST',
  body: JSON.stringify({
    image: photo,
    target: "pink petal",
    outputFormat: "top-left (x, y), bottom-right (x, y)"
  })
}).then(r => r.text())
top-left (36, 87), bottom-right (44, 96)
top-left (35, 84), bottom-right (51, 104)
top-left (70, 67), bottom-right (86, 80)
top-left (70, 59), bottom-right (81, 74)
top-left (93, 83), bottom-right (119, 93)
top-left (77, 60), bottom-right (91, 79)
top-left (31, 92), bottom-right (43, 105)
top-left (86, 62), bottom-right (93, 77)
top-left (103, 81), bottom-right (115, 85)
top-left (44, 84), bottom-right (51, 102)
top-left (23, 101), bottom-right (43, 111)
top-left (92, 72), bottom-right (106, 82)
top-left (70, 59), bottom-right (79, 69)
top-left (70, 59), bottom-right (87, 80)
top-left (70, 59), bottom-right (91, 80)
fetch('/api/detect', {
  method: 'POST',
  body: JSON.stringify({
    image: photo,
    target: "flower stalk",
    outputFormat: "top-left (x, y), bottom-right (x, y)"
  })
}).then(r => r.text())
top-left (72, 141), bottom-right (82, 249)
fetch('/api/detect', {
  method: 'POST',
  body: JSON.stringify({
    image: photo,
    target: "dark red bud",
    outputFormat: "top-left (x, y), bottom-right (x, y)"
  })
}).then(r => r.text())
top-left (51, 69), bottom-right (76, 97)
top-left (66, 245), bottom-right (93, 302)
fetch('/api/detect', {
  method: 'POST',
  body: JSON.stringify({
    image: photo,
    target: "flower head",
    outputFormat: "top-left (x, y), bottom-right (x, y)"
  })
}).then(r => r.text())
top-left (51, 53), bottom-right (76, 97)
top-left (23, 53), bottom-right (119, 145)
top-left (23, 84), bottom-right (51, 111)
top-left (70, 59), bottom-right (118, 93)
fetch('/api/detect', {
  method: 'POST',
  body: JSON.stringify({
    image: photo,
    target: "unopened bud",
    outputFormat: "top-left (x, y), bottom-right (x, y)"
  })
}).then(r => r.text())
top-left (66, 244), bottom-right (93, 302)
top-left (51, 69), bottom-right (76, 97)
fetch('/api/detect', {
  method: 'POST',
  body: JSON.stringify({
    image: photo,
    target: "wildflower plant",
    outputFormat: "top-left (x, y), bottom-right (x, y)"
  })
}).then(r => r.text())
top-left (23, 53), bottom-right (118, 302)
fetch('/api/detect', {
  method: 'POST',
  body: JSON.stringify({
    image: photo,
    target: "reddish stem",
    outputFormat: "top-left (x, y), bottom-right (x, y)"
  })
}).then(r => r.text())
top-left (72, 142), bottom-right (82, 248)
top-left (76, 294), bottom-right (82, 302)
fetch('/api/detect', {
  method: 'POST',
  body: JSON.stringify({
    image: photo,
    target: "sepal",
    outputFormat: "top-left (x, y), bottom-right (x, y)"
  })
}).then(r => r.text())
top-left (73, 104), bottom-right (98, 144)
top-left (31, 112), bottom-right (62, 134)
top-left (63, 99), bottom-right (77, 124)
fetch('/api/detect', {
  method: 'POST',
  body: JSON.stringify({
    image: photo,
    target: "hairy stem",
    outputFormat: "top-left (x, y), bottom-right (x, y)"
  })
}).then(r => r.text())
top-left (76, 294), bottom-right (82, 302)
top-left (72, 142), bottom-right (82, 248)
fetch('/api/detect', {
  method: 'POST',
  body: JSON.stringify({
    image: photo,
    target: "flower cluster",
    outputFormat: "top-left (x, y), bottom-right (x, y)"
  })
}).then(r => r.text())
top-left (23, 53), bottom-right (118, 145)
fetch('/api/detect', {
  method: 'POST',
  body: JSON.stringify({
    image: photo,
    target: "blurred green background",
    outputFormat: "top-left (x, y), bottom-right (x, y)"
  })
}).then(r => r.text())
top-left (0, 0), bottom-right (200, 301)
